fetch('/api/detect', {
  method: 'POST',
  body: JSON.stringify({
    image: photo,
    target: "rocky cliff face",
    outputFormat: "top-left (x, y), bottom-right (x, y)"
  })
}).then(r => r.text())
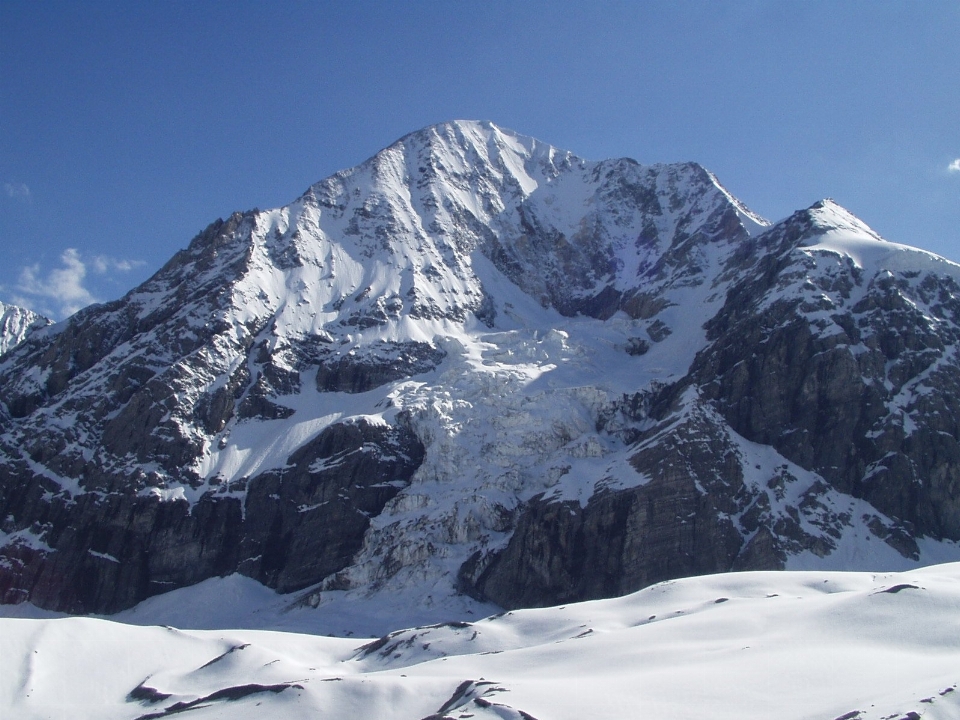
top-left (2, 121), bottom-right (959, 615)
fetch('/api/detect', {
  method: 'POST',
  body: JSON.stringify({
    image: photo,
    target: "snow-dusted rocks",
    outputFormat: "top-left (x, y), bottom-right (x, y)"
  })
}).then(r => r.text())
top-left (2, 121), bottom-right (960, 617)
top-left (0, 301), bottom-right (50, 357)
top-left (692, 200), bottom-right (960, 541)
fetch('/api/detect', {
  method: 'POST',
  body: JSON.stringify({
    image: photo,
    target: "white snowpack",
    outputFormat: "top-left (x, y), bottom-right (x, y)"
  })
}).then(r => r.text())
top-left (2, 563), bottom-right (959, 719)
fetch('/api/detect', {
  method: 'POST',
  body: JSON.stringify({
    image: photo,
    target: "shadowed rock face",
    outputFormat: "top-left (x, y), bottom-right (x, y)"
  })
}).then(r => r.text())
top-left (315, 342), bottom-right (446, 394)
top-left (461, 486), bottom-right (745, 610)
top-left (694, 300), bottom-right (960, 540)
top-left (460, 405), bottom-right (755, 608)
top-left (0, 419), bottom-right (423, 614)
top-left (3, 125), bottom-right (960, 616)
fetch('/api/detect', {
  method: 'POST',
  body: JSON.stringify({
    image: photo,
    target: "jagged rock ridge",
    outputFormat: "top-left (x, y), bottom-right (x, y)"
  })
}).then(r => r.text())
top-left (1, 120), bottom-right (959, 615)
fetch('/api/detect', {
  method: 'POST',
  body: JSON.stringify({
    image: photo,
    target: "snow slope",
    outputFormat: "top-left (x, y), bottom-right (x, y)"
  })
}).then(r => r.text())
top-left (3, 564), bottom-right (959, 720)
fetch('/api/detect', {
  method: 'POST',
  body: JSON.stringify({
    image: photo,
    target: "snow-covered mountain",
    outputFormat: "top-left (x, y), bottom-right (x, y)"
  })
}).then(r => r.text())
top-left (2, 120), bottom-right (960, 618)
top-left (0, 301), bottom-right (50, 357)
top-left (3, 563), bottom-right (959, 719)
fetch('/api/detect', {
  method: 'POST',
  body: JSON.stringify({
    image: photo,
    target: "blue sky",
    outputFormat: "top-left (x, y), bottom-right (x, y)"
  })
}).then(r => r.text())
top-left (2, 1), bottom-right (958, 319)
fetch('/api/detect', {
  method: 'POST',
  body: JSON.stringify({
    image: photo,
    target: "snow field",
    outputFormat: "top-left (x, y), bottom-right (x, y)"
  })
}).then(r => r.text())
top-left (3, 564), bottom-right (960, 719)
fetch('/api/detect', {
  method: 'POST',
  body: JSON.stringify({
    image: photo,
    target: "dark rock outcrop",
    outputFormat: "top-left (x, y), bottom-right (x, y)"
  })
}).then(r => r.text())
top-left (462, 407), bottom-right (756, 608)
top-left (0, 418), bottom-right (423, 613)
top-left (315, 342), bottom-right (446, 394)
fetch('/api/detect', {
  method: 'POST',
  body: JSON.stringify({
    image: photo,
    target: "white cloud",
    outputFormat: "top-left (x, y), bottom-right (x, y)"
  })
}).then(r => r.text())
top-left (949, 159), bottom-right (960, 173)
top-left (3, 182), bottom-right (31, 200)
top-left (14, 249), bottom-right (144, 320)
top-left (91, 255), bottom-right (146, 274)
top-left (15, 249), bottom-right (97, 319)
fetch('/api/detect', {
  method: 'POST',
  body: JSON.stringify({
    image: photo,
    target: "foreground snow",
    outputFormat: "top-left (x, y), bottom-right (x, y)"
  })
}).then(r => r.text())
top-left (3, 564), bottom-right (959, 719)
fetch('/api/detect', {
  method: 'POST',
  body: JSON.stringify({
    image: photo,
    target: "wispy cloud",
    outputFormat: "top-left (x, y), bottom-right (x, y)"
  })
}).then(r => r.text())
top-left (91, 256), bottom-right (145, 274)
top-left (949, 159), bottom-right (960, 173)
top-left (13, 249), bottom-right (144, 320)
top-left (3, 182), bottom-right (31, 201)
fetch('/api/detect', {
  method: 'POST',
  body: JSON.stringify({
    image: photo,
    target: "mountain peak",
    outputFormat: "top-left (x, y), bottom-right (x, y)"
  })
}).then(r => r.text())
top-left (0, 301), bottom-right (51, 356)
top-left (5, 123), bottom-right (960, 621)
top-left (395, 119), bottom-right (540, 154)
top-left (805, 197), bottom-right (879, 235)
top-left (792, 198), bottom-right (960, 278)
